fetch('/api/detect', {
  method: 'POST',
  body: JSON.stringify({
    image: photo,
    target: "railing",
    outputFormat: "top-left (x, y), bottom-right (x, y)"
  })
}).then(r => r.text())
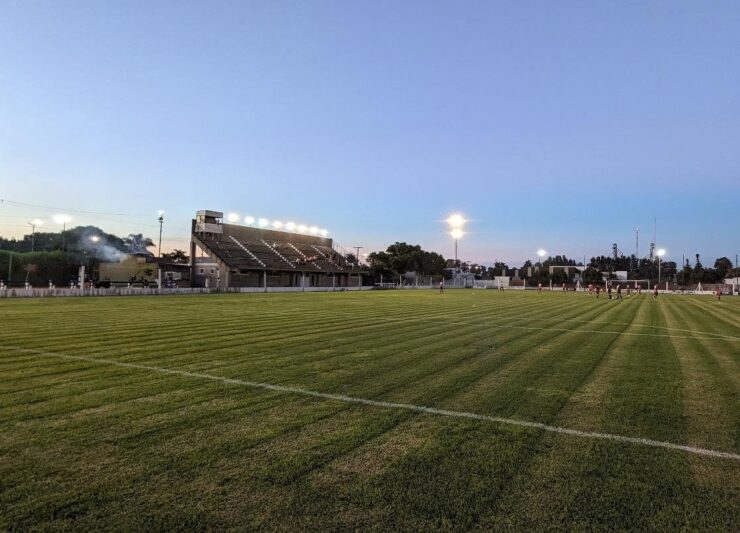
top-left (288, 242), bottom-right (321, 269)
top-left (229, 236), bottom-right (266, 267)
top-left (311, 245), bottom-right (343, 270)
top-left (260, 239), bottom-right (296, 269)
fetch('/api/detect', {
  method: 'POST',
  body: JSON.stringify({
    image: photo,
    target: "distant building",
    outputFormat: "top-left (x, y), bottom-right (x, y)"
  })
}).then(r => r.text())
top-left (97, 253), bottom-right (158, 286)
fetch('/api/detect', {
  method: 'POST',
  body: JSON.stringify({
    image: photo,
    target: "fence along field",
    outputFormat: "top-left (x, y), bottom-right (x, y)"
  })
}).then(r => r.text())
top-left (1, 290), bottom-right (738, 530)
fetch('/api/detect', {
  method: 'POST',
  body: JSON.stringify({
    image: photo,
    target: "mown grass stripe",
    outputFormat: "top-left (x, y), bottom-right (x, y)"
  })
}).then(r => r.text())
top-left (6, 345), bottom-right (738, 461)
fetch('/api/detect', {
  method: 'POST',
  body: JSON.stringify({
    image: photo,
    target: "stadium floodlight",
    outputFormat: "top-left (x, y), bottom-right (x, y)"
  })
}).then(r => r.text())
top-left (319, 229), bottom-right (328, 237)
top-left (309, 226), bottom-right (319, 235)
top-left (227, 213), bottom-right (240, 223)
top-left (446, 213), bottom-right (466, 229)
top-left (285, 222), bottom-right (296, 231)
top-left (244, 216), bottom-right (255, 225)
top-left (657, 248), bottom-right (666, 284)
top-left (53, 214), bottom-right (72, 225)
top-left (272, 220), bottom-right (284, 229)
top-left (258, 218), bottom-right (270, 227)
top-left (297, 224), bottom-right (308, 233)
top-left (446, 212), bottom-right (467, 263)
top-left (537, 249), bottom-right (547, 282)
top-left (90, 235), bottom-right (100, 243)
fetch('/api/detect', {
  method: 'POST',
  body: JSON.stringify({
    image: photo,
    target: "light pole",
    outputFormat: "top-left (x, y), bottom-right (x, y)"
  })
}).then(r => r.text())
top-left (657, 248), bottom-right (666, 284)
top-left (28, 219), bottom-right (43, 252)
top-left (157, 211), bottom-right (164, 259)
top-left (446, 213), bottom-right (466, 265)
top-left (53, 214), bottom-right (72, 251)
top-left (89, 236), bottom-right (100, 284)
top-left (353, 246), bottom-right (363, 267)
top-left (537, 249), bottom-right (547, 283)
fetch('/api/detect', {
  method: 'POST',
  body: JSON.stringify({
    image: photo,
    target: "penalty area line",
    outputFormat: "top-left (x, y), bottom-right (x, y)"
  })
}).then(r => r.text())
top-left (6, 346), bottom-right (740, 461)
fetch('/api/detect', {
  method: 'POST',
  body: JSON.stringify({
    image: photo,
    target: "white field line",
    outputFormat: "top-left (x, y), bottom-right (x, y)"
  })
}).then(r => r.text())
top-left (5, 346), bottom-right (739, 461)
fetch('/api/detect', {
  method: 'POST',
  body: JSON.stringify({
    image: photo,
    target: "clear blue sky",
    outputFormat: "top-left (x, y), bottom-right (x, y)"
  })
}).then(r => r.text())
top-left (1, 0), bottom-right (738, 265)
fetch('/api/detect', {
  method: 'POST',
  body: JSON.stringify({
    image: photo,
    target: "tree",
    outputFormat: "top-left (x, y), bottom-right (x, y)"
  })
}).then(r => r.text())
top-left (714, 257), bottom-right (733, 279)
top-left (689, 253), bottom-right (705, 283)
top-left (161, 249), bottom-right (189, 263)
top-left (124, 234), bottom-right (155, 254)
top-left (493, 262), bottom-right (508, 276)
top-left (583, 266), bottom-right (602, 284)
top-left (367, 243), bottom-right (446, 280)
top-left (420, 251), bottom-right (446, 276)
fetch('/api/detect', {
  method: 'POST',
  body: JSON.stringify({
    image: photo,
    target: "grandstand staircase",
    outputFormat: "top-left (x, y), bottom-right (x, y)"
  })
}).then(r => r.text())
top-left (288, 242), bottom-right (321, 269)
top-left (261, 239), bottom-right (296, 269)
top-left (229, 236), bottom-right (266, 267)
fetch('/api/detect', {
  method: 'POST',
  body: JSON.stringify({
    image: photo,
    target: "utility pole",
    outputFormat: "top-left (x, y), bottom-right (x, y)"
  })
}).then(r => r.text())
top-left (653, 218), bottom-right (656, 248)
top-left (635, 227), bottom-right (639, 272)
top-left (28, 221), bottom-right (39, 252)
top-left (353, 246), bottom-right (363, 267)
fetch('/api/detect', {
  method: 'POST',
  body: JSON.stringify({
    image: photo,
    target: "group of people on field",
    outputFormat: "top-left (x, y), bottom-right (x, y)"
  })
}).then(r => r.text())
top-left (438, 280), bottom-right (725, 300)
top-left (586, 282), bottom-right (659, 300)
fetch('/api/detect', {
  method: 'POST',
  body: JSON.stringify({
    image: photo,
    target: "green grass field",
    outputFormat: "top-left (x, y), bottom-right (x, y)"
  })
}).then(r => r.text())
top-left (1, 290), bottom-right (738, 530)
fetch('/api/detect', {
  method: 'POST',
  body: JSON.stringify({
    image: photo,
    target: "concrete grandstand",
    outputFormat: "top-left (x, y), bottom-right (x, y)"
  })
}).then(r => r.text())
top-left (190, 210), bottom-right (366, 289)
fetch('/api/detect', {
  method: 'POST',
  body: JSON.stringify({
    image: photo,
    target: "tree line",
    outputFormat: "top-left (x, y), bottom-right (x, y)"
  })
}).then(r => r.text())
top-left (0, 226), bottom-right (188, 286)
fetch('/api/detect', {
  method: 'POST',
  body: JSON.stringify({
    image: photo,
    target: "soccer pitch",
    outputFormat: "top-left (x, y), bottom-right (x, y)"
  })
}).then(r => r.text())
top-left (1, 290), bottom-right (738, 530)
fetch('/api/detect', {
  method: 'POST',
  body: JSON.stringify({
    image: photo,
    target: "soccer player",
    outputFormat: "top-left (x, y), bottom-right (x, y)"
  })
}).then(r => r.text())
top-left (588, 283), bottom-right (593, 295)
top-left (595, 286), bottom-right (600, 298)
top-left (653, 285), bottom-right (659, 299)
top-left (538, 282), bottom-right (542, 293)
top-left (716, 287), bottom-right (721, 300)
top-left (616, 284), bottom-right (623, 300)
top-left (607, 284), bottom-right (612, 300)
top-left (439, 281), bottom-right (444, 294)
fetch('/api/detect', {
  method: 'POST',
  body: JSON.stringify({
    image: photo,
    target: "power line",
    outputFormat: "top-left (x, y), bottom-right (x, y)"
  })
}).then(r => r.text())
top-left (0, 198), bottom-right (152, 217)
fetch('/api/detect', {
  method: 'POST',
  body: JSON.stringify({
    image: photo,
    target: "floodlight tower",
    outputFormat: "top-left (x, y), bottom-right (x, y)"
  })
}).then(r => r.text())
top-left (89, 235), bottom-right (100, 279)
top-left (446, 213), bottom-right (466, 264)
top-left (28, 219), bottom-right (43, 252)
top-left (537, 249), bottom-right (547, 282)
top-left (657, 248), bottom-right (666, 284)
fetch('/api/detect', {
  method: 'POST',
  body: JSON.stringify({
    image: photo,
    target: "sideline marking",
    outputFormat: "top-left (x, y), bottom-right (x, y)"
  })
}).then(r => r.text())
top-left (5, 346), bottom-right (740, 461)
